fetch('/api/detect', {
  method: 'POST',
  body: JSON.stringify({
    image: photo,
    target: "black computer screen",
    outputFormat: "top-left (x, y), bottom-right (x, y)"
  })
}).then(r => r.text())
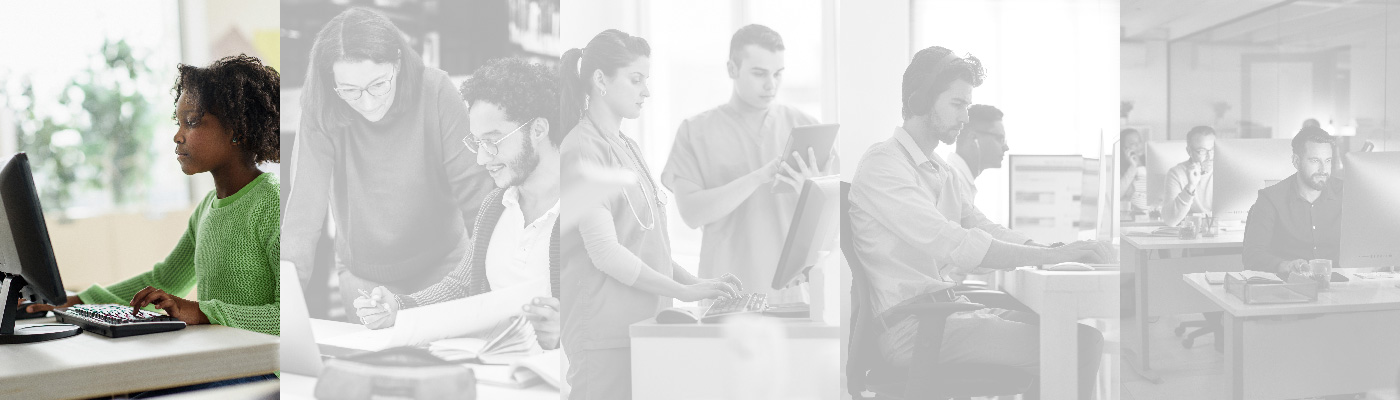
top-left (0, 153), bottom-right (66, 305)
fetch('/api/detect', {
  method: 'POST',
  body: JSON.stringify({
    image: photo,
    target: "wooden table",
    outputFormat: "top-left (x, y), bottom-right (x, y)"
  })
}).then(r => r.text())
top-left (0, 317), bottom-right (278, 400)
top-left (1185, 269), bottom-right (1400, 399)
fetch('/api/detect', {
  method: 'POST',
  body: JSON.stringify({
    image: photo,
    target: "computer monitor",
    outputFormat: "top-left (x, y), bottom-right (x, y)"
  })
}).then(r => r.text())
top-left (772, 175), bottom-right (840, 290)
top-left (1078, 157), bottom-right (1100, 232)
top-left (1144, 140), bottom-right (1186, 209)
top-left (1098, 139), bottom-right (1118, 241)
top-left (1211, 139), bottom-right (1295, 223)
top-left (0, 153), bottom-right (82, 344)
top-left (1340, 151), bottom-right (1400, 269)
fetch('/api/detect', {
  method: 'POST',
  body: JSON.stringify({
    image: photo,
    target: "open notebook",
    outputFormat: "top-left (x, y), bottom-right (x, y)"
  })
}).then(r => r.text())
top-left (466, 350), bottom-right (564, 389)
top-left (429, 315), bottom-right (541, 365)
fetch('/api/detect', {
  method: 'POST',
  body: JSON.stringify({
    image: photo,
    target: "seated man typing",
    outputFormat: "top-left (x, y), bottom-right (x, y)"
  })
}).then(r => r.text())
top-left (1242, 126), bottom-right (1342, 277)
top-left (848, 46), bottom-right (1112, 399)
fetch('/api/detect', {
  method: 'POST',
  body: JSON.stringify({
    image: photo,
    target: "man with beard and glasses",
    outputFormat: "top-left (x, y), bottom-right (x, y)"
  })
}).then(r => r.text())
top-left (1243, 126), bottom-right (1344, 276)
top-left (352, 58), bottom-right (562, 350)
top-left (846, 46), bottom-right (1112, 399)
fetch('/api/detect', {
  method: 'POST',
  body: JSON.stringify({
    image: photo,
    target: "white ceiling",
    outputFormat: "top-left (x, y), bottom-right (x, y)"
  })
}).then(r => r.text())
top-left (1123, 0), bottom-right (1398, 47)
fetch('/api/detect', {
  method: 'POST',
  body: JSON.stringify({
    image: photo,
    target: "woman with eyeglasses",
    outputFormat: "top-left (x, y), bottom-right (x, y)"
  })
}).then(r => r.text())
top-left (557, 29), bottom-right (743, 400)
top-left (282, 8), bottom-right (493, 320)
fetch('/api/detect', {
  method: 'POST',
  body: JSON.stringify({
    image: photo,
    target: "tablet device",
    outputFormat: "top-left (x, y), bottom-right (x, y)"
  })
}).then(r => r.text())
top-left (774, 123), bottom-right (840, 193)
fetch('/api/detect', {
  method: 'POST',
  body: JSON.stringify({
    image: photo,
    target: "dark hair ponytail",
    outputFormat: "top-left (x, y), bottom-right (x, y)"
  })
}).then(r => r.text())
top-left (555, 29), bottom-right (650, 143)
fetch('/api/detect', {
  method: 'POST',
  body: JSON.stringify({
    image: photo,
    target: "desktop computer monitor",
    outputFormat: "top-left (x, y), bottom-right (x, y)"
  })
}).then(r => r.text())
top-left (1211, 139), bottom-right (1295, 223)
top-left (1340, 151), bottom-right (1400, 269)
top-left (0, 153), bottom-right (82, 343)
top-left (1144, 140), bottom-right (1186, 209)
top-left (772, 175), bottom-right (840, 290)
top-left (1078, 157), bottom-right (1100, 233)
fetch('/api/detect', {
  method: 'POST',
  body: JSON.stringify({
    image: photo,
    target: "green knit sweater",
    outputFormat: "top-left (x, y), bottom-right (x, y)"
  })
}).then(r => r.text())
top-left (77, 173), bottom-right (280, 336)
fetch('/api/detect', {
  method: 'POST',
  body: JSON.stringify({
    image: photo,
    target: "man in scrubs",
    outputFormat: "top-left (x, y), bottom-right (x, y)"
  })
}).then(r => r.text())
top-left (661, 24), bottom-right (835, 296)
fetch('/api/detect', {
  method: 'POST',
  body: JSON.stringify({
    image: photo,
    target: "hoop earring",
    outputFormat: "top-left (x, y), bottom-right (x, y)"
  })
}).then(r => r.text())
top-left (600, 88), bottom-right (608, 97)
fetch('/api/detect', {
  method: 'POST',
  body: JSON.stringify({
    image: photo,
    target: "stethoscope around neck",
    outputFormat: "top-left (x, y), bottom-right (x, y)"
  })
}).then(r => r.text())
top-left (585, 114), bottom-right (666, 231)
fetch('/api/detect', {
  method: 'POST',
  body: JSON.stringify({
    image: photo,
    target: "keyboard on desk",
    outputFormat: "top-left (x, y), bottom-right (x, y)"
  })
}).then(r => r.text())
top-left (699, 293), bottom-right (769, 323)
top-left (53, 304), bottom-right (186, 338)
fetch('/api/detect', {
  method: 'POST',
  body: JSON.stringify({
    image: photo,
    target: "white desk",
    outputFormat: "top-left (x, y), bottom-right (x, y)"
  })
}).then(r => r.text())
top-left (1000, 267), bottom-right (1119, 400)
top-left (0, 317), bottom-right (278, 400)
top-left (630, 316), bottom-right (839, 400)
top-left (161, 379), bottom-right (279, 399)
top-left (1121, 226), bottom-right (1245, 380)
top-left (278, 318), bottom-right (559, 400)
top-left (1185, 269), bottom-right (1400, 399)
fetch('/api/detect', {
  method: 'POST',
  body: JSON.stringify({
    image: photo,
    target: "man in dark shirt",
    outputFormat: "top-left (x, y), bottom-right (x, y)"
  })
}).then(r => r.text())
top-left (1242, 126), bottom-right (1343, 275)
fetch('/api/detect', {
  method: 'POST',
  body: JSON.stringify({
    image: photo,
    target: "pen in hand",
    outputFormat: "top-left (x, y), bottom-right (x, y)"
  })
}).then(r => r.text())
top-left (357, 289), bottom-right (379, 308)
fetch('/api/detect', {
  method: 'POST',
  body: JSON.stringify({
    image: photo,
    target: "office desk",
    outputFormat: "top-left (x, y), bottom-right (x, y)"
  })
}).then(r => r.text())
top-left (1121, 226), bottom-right (1245, 380)
top-left (1185, 269), bottom-right (1400, 399)
top-left (1000, 267), bottom-right (1119, 400)
top-left (630, 316), bottom-right (839, 400)
top-left (162, 379), bottom-right (279, 399)
top-left (0, 317), bottom-right (278, 400)
top-left (279, 318), bottom-right (560, 400)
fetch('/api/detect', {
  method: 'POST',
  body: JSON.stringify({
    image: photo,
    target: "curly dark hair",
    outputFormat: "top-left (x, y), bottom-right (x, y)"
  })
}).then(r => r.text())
top-left (460, 58), bottom-right (559, 145)
top-left (172, 54), bottom-right (280, 164)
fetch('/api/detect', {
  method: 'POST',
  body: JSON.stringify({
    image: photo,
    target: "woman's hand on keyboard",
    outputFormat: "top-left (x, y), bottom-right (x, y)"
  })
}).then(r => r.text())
top-left (131, 286), bottom-right (209, 325)
top-left (20, 295), bottom-right (81, 313)
top-left (677, 279), bottom-right (742, 302)
top-left (353, 286), bottom-right (400, 330)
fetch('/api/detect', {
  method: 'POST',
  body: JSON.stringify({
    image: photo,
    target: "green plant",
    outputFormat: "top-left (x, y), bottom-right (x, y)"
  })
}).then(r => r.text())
top-left (8, 39), bottom-right (163, 216)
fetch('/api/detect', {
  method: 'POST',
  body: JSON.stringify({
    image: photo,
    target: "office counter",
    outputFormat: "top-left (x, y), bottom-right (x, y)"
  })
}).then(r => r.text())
top-left (1000, 267), bottom-right (1119, 400)
top-left (630, 316), bottom-right (839, 400)
top-left (1185, 269), bottom-right (1400, 399)
top-left (0, 317), bottom-right (278, 400)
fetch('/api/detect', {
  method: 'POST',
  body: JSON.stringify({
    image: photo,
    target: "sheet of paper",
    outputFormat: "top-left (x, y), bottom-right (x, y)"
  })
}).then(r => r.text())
top-left (390, 277), bottom-right (549, 347)
top-left (318, 326), bottom-right (395, 352)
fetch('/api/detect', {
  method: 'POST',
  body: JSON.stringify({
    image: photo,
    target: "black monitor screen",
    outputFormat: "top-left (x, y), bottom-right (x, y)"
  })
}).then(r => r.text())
top-left (0, 153), bottom-right (65, 305)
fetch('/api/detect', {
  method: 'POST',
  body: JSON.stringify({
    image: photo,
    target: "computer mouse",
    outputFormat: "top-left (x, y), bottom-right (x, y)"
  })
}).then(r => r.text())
top-left (655, 307), bottom-right (700, 324)
top-left (1047, 262), bottom-right (1095, 271)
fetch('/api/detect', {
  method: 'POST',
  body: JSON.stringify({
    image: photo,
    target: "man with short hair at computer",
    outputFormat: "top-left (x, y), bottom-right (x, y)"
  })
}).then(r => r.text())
top-left (1243, 126), bottom-right (1343, 276)
top-left (944, 104), bottom-right (1049, 283)
top-left (661, 24), bottom-right (835, 296)
top-left (947, 104), bottom-right (1011, 202)
top-left (848, 46), bottom-right (1111, 399)
top-left (352, 58), bottom-right (561, 350)
top-left (1161, 126), bottom-right (1216, 227)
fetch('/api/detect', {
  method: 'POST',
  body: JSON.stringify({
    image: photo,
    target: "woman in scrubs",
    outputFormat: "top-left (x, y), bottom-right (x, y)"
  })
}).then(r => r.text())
top-left (557, 29), bottom-right (743, 400)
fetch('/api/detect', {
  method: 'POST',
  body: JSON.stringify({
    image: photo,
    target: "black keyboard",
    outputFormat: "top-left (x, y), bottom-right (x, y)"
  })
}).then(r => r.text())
top-left (53, 304), bottom-right (186, 338)
top-left (699, 293), bottom-right (769, 323)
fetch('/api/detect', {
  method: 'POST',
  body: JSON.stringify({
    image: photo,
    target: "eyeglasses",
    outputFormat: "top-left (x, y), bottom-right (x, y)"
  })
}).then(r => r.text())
top-left (1189, 147), bottom-right (1215, 157)
top-left (334, 65), bottom-right (397, 101)
top-left (463, 118), bottom-right (533, 156)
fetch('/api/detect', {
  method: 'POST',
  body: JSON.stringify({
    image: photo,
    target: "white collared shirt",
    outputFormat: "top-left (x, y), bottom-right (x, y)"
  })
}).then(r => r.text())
top-left (485, 186), bottom-right (560, 292)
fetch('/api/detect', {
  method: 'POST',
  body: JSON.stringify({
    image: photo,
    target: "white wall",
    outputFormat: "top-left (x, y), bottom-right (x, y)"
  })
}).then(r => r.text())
top-left (910, 0), bottom-right (1120, 230)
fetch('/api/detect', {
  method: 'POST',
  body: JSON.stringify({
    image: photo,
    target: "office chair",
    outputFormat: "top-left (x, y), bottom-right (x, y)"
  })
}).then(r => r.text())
top-left (1174, 312), bottom-right (1223, 351)
top-left (841, 182), bottom-right (1034, 400)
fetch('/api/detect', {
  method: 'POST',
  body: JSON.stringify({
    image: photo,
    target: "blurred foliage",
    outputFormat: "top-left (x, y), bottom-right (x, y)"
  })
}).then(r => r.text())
top-left (9, 39), bottom-right (162, 216)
